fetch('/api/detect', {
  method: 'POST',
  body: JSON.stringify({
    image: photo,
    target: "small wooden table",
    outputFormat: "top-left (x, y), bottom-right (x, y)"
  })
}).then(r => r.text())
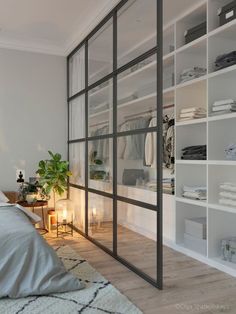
top-left (17, 200), bottom-right (48, 233)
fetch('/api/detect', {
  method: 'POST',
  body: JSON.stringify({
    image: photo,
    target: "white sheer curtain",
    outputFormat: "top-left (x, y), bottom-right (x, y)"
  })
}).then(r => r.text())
top-left (69, 46), bottom-right (85, 96)
top-left (69, 143), bottom-right (85, 187)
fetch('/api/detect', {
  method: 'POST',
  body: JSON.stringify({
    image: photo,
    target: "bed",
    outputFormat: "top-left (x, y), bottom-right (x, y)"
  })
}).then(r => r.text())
top-left (0, 193), bottom-right (84, 299)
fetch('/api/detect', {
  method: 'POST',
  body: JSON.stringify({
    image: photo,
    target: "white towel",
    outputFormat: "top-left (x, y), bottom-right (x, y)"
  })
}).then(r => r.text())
top-left (219, 198), bottom-right (236, 207)
top-left (212, 104), bottom-right (236, 112)
top-left (213, 99), bottom-right (236, 107)
top-left (220, 191), bottom-right (236, 200)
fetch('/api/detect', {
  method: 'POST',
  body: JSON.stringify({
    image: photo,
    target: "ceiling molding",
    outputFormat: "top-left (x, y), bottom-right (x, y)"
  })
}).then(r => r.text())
top-left (63, 0), bottom-right (120, 56)
top-left (0, 37), bottom-right (66, 56)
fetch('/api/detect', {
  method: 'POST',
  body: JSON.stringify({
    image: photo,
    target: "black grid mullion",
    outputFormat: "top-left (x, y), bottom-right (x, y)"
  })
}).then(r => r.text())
top-left (85, 40), bottom-right (89, 236)
top-left (113, 10), bottom-right (118, 256)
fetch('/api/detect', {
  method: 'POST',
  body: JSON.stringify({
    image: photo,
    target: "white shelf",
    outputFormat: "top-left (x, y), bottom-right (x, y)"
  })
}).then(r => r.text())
top-left (176, 118), bottom-right (207, 126)
top-left (176, 197), bottom-right (207, 207)
top-left (177, 243), bottom-right (207, 257)
top-left (208, 112), bottom-right (236, 122)
top-left (209, 18), bottom-right (236, 39)
top-left (208, 64), bottom-right (236, 79)
top-left (176, 75), bottom-right (207, 89)
top-left (176, 160), bottom-right (207, 165)
top-left (176, 34), bottom-right (207, 54)
top-left (90, 60), bottom-right (156, 102)
top-left (208, 160), bottom-right (236, 166)
top-left (163, 51), bottom-right (175, 62)
top-left (208, 203), bottom-right (236, 214)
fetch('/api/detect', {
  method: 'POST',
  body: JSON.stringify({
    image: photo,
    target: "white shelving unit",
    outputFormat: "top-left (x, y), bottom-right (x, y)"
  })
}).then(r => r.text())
top-left (87, 0), bottom-right (236, 277)
top-left (166, 0), bottom-right (236, 277)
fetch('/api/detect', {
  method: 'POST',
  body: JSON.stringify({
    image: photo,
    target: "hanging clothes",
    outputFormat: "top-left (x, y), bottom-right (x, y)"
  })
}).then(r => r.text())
top-left (90, 125), bottom-right (109, 162)
top-left (145, 117), bottom-right (157, 168)
top-left (118, 117), bottom-right (150, 160)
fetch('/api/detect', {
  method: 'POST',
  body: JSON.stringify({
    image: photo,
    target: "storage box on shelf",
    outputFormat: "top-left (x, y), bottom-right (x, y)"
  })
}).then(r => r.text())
top-left (176, 2), bottom-right (207, 49)
top-left (176, 201), bottom-right (207, 256)
top-left (208, 0), bottom-right (236, 31)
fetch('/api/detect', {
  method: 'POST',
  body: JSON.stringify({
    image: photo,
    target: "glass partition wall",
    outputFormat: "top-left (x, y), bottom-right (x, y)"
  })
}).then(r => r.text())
top-left (67, 0), bottom-right (163, 289)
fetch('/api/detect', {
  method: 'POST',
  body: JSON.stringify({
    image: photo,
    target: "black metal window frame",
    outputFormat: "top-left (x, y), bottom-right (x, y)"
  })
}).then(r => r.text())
top-left (67, 0), bottom-right (163, 289)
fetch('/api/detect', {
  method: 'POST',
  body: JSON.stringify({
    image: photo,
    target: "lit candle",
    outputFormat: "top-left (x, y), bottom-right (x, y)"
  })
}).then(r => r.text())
top-left (92, 207), bottom-right (97, 217)
top-left (62, 208), bottom-right (67, 224)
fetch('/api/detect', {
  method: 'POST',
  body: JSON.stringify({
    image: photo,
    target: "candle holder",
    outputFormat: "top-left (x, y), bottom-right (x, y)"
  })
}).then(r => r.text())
top-left (55, 199), bottom-right (74, 237)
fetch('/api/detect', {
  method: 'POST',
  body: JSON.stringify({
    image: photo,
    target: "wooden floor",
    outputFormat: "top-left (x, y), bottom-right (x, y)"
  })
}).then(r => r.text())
top-left (46, 226), bottom-right (236, 314)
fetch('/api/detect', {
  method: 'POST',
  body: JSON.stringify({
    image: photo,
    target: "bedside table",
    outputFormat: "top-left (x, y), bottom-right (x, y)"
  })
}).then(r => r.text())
top-left (17, 200), bottom-right (48, 233)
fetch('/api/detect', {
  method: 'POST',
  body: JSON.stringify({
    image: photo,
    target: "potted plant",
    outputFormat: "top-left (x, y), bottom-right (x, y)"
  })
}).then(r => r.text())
top-left (36, 151), bottom-right (72, 210)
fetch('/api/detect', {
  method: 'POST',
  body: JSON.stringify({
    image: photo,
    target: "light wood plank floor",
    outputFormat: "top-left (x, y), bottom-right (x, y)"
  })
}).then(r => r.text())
top-left (46, 226), bottom-right (236, 314)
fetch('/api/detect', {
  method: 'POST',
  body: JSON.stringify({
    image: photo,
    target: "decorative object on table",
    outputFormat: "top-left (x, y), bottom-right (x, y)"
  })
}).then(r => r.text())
top-left (17, 181), bottom-right (49, 203)
top-left (55, 199), bottom-right (74, 237)
top-left (16, 171), bottom-right (24, 183)
top-left (221, 237), bottom-right (236, 263)
top-left (36, 151), bottom-right (72, 210)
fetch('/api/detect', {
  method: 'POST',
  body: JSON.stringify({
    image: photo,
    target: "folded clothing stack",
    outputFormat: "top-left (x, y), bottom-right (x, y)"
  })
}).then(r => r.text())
top-left (179, 107), bottom-right (206, 121)
top-left (179, 67), bottom-right (207, 84)
top-left (145, 178), bottom-right (175, 194)
top-left (215, 51), bottom-right (236, 71)
top-left (225, 144), bottom-right (236, 160)
top-left (211, 99), bottom-right (236, 115)
top-left (182, 185), bottom-right (207, 200)
top-left (219, 182), bottom-right (236, 207)
top-left (181, 145), bottom-right (207, 160)
top-left (163, 177), bottom-right (175, 195)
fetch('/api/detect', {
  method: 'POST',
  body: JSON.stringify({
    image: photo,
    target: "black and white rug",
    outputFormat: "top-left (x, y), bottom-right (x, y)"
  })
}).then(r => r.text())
top-left (0, 245), bottom-right (142, 314)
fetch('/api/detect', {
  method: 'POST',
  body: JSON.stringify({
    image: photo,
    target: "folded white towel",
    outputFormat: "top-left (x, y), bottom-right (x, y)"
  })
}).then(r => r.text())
top-left (213, 99), bottom-right (236, 107)
top-left (220, 183), bottom-right (236, 192)
top-left (180, 107), bottom-right (206, 114)
top-left (220, 191), bottom-right (236, 200)
top-left (212, 104), bottom-right (236, 112)
top-left (183, 191), bottom-right (207, 200)
top-left (183, 185), bottom-right (207, 192)
top-left (219, 198), bottom-right (236, 207)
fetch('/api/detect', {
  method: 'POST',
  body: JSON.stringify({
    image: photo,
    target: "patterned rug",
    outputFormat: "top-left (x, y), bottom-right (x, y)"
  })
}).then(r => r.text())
top-left (0, 245), bottom-right (142, 314)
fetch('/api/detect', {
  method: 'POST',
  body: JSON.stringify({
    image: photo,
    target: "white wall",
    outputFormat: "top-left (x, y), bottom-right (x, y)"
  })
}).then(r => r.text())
top-left (0, 48), bottom-right (67, 191)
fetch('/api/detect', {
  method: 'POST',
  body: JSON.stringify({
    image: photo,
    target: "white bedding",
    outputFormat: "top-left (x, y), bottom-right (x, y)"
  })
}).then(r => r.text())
top-left (0, 204), bottom-right (85, 298)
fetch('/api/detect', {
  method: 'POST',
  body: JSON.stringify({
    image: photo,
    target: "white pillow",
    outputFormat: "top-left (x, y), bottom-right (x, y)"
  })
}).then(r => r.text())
top-left (0, 191), bottom-right (9, 203)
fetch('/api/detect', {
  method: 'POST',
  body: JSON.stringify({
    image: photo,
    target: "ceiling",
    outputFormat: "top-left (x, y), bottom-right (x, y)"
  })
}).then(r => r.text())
top-left (0, 0), bottom-right (202, 56)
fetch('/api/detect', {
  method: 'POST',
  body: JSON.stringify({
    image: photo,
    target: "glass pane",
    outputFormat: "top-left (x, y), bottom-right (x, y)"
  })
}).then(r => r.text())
top-left (69, 46), bottom-right (85, 96)
top-left (117, 55), bottom-right (156, 130)
top-left (69, 95), bottom-right (85, 140)
top-left (117, 0), bottom-right (156, 67)
top-left (88, 19), bottom-right (113, 85)
top-left (70, 187), bottom-right (85, 232)
top-left (117, 132), bottom-right (157, 205)
top-left (69, 142), bottom-right (85, 186)
top-left (88, 193), bottom-right (113, 250)
top-left (88, 138), bottom-right (113, 193)
top-left (118, 202), bottom-right (157, 280)
top-left (88, 79), bottom-right (113, 137)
